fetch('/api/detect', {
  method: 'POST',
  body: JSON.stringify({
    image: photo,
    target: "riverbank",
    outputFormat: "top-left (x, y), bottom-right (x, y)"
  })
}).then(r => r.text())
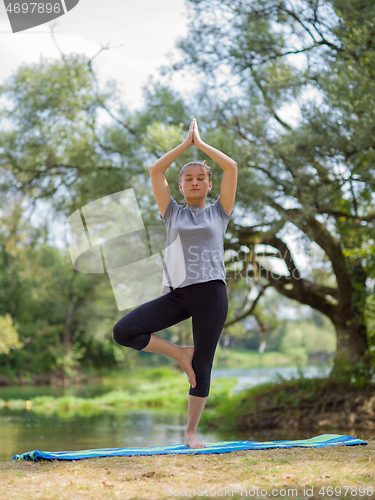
top-left (0, 349), bottom-right (300, 387)
top-left (0, 367), bottom-right (236, 412)
top-left (203, 377), bottom-right (375, 432)
top-left (3, 367), bottom-right (375, 434)
top-left (2, 439), bottom-right (374, 500)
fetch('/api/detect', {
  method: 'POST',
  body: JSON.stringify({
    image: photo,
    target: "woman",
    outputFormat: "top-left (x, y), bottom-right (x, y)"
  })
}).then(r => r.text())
top-left (113, 118), bottom-right (237, 448)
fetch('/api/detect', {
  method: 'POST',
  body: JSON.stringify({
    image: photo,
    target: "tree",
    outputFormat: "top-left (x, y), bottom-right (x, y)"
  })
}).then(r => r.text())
top-left (0, 54), bottom-right (194, 380)
top-left (168, 0), bottom-right (375, 380)
top-left (0, 314), bottom-right (22, 355)
top-left (0, 196), bottom-right (128, 381)
top-left (0, 54), bottom-right (138, 212)
top-left (0, 53), bottom-right (194, 215)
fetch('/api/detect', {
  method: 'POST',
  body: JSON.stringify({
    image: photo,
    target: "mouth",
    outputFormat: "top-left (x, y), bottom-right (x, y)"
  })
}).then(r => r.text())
top-left (191, 189), bottom-right (199, 191)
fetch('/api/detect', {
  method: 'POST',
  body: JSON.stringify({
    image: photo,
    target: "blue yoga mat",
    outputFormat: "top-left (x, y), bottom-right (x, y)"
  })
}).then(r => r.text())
top-left (12, 434), bottom-right (366, 461)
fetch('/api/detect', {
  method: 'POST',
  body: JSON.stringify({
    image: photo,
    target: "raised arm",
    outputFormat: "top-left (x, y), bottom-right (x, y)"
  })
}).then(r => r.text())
top-left (150, 120), bottom-right (194, 218)
top-left (193, 120), bottom-right (237, 216)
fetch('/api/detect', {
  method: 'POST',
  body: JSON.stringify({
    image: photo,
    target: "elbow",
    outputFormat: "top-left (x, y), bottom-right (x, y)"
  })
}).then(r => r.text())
top-left (232, 161), bottom-right (237, 169)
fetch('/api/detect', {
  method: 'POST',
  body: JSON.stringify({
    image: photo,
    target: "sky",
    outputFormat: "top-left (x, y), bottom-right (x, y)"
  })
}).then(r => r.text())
top-left (0, 0), bottom-right (198, 110)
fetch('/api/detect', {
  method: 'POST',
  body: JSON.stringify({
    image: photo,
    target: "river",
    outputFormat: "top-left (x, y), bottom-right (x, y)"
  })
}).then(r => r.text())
top-left (0, 366), bottom-right (370, 461)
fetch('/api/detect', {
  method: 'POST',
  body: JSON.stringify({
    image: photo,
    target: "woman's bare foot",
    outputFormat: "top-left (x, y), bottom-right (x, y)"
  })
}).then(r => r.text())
top-left (185, 432), bottom-right (206, 449)
top-left (178, 346), bottom-right (196, 388)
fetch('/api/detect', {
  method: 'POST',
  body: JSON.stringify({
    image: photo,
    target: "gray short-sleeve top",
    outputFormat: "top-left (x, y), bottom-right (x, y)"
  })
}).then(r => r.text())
top-left (160, 196), bottom-right (233, 294)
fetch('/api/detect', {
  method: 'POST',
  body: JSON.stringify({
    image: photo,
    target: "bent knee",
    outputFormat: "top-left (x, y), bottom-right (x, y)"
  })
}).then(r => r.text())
top-left (113, 319), bottom-right (133, 346)
top-left (113, 319), bottom-right (150, 350)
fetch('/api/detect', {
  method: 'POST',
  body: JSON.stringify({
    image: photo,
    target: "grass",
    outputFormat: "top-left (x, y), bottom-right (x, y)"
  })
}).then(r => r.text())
top-left (137, 348), bottom-right (300, 370)
top-left (0, 367), bottom-right (237, 414)
top-left (1, 440), bottom-right (373, 499)
top-left (105, 348), bottom-right (302, 377)
top-left (212, 348), bottom-right (297, 369)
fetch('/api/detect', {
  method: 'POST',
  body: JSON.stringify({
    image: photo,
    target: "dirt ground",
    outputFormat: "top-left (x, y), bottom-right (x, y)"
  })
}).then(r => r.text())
top-left (1, 440), bottom-right (374, 499)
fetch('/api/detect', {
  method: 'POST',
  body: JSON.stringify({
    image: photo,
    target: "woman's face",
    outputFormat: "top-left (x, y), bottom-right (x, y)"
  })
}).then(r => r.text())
top-left (179, 165), bottom-right (212, 200)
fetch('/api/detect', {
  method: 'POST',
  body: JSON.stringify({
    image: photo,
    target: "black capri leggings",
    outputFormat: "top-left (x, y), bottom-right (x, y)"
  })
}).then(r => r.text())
top-left (113, 279), bottom-right (228, 398)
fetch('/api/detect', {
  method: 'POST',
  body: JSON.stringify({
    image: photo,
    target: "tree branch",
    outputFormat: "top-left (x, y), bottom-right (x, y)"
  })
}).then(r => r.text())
top-left (256, 262), bottom-right (336, 318)
top-left (225, 284), bottom-right (269, 327)
top-left (321, 209), bottom-right (375, 223)
top-left (250, 67), bottom-right (293, 131)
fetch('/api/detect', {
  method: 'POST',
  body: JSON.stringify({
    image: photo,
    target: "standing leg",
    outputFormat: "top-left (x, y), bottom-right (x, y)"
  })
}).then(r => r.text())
top-left (185, 395), bottom-right (208, 448)
top-left (184, 280), bottom-right (229, 448)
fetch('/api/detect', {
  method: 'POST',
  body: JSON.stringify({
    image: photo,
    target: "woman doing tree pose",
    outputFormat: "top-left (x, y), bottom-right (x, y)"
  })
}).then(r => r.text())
top-left (113, 118), bottom-right (237, 448)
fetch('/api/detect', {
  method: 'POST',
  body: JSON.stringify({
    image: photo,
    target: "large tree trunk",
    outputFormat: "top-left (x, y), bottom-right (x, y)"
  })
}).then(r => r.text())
top-left (226, 225), bottom-right (371, 381)
top-left (331, 316), bottom-right (369, 369)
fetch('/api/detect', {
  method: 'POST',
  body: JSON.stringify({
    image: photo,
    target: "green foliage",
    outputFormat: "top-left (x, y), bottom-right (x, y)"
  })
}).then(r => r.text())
top-left (143, 122), bottom-right (186, 158)
top-left (280, 317), bottom-right (336, 364)
top-left (172, 0), bottom-right (375, 378)
top-left (0, 314), bottom-right (22, 355)
top-left (135, 82), bottom-right (191, 130)
top-left (0, 199), bottom-right (131, 380)
top-left (213, 348), bottom-right (293, 368)
top-left (0, 367), bottom-right (237, 413)
top-left (0, 54), bottom-right (146, 213)
top-left (0, 57), bottom-right (195, 381)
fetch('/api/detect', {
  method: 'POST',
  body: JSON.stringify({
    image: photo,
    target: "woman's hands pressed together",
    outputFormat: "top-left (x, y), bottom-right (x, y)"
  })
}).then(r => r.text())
top-left (184, 118), bottom-right (204, 149)
top-left (182, 118), bottom-right (237, 216)
top-left (192, 119), bottom-right (203, 147)
top-left (184, 118), bottom-right (195, 148)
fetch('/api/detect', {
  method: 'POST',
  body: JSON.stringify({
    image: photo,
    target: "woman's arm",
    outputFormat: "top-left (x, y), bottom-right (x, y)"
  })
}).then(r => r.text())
top-left (149, 119), bottom-right (194, 218)
top-left (193, 121), bottom-right (237, 216)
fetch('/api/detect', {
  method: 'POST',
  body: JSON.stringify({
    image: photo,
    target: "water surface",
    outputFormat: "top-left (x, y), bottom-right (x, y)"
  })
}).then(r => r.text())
top-left (1, 366), bottom-right (370, 462)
